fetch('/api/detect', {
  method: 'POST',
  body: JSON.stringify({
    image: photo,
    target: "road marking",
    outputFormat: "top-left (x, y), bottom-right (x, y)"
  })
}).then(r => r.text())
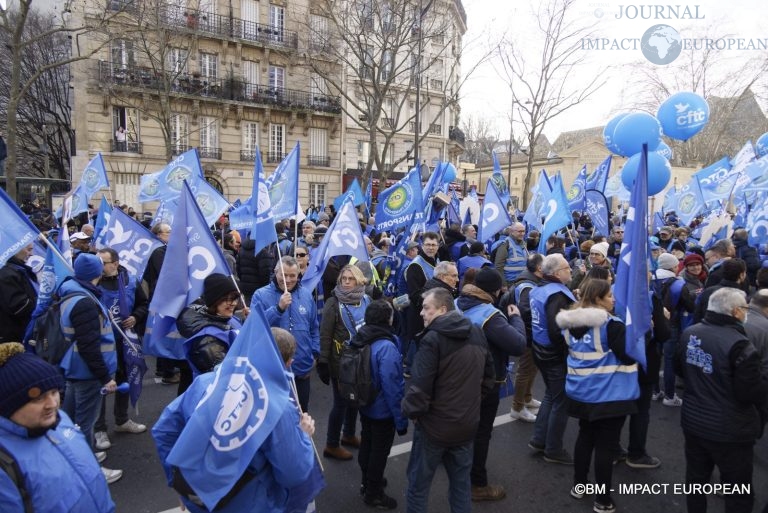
top-left (388, 412), bottom-right (518, 458)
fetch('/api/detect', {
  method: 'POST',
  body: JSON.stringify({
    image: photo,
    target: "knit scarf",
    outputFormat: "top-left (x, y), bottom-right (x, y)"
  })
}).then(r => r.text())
top-left (334, 284), bottom-right (366, 305)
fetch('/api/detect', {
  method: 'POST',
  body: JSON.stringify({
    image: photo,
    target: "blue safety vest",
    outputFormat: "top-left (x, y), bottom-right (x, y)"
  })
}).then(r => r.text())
top-left (408, 255), bottom-right (436, 281)
top-left (530, 282), bottom-right (575, 346)
top-left (459, 302), bottom-right (501, 329)
top-left (504, 238), bottom-right (528, 283)
top-left (339, 296), bottom-right (371, 341)
top-left (564, 316), bottom-right (639, 403)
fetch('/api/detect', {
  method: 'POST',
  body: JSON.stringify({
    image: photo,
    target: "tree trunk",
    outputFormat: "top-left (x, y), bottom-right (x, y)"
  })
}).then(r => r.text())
top-left (5, 84), bottom-right (21, 203)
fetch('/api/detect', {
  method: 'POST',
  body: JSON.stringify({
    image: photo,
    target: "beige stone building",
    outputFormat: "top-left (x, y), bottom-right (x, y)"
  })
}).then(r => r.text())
top-left (64, 0), bottom-right (466, 211)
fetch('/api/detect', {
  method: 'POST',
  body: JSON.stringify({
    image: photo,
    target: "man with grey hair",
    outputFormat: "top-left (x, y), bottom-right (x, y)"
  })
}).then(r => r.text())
top-left (745, 289), bottom-right (768, 375)
top-left (494, 222), bottom-right (529, 287)
top-left (676, 287), bottom-right (767, 513)
top-left (251, 256), bottom-right (319, 412)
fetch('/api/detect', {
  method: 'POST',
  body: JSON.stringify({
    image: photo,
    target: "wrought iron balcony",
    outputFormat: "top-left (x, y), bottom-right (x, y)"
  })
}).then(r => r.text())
top-left (240, 150), bottom-right (258, 162)
top-left (171, 144), bottom-right (190, 156)
top-left (199, 147), bottom-right (222, 159)
top-left (448, 126), bottom-right (466, 146)
top-left (110, 140), bottom-right (143, 154)
top-left (429, 123), bottom-right (442, 135)
top-left (266, 152), bottom-right (287, 163)
top-left (308, 155), bottom-right (331, 167)
top-left (98, 61), bottom-right (342, 114)
top-left (159, 5), bottom-right (299, 51)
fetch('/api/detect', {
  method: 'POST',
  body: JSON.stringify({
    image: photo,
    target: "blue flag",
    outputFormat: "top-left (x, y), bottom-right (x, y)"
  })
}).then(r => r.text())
top-left (662, 186), bottom-right (678, 214)
top-left (604, 172), bottom-right (630, 202)
top-left (523, 170), bottom-right (551, 230)
top-left (586, 155), bottom-right (612, 193)
top-left (191, 179), bottom-right (231, 229)
top-left (96, 207), bottom-right (163, 279)
top-left (250, 147), bottom-right (278, 255)
top-left (333, 178), bottom-right (365, 211)
top-left (615, 148), bottom-right (652, 370)
top-left (375, 166), bottom-right (424, 232)
top-left (166, 307), bottom-right (292, 511)
top-left (447, 189), bottom-right (462, 226)
top-left (23, 241), bottom-right (74, 345)
top-left (78, 153), bottom-right (110, 199)
top-left (266, 142), bottom-right (300, 220)
top-left (0, 188), bottom-right (40, 265)
top-left (468, 185), bottom-right (478, 202)
top-left (139, 149), bottom-right (205, 203)
top-left (675, 176), bottom-right (706, 227)
top-left (421, 162), bottom-right (446, 209)
top-left (491, 151), bottom-right (511, 205)
top-left (653, 212), bottom-right (665, 234)
top-left (228, 203), bottom-right (252, 231)
top-left (537, 174), bottom-right (572, 253)
top-left (55, 182), bottom-right (90, 219)
top-left (746, 191), bottom-right (768, 247)
top-left (145, 182), bottom-right (230, 359)
top-left (478, 179), bottom-right (511, 243)
top-left (694, 157), bottom-right (734, 204)
top-left (732, 194), bottom-right (749, 227)
top-left (302, 198), bottom-right (369, 292)
top-left (735, 154), bottom-right (768, 195)
top-left (153, 199), bottom-right (176, 227)
top-left (585, 190), bottom-right (610, 237)
top-left (567, 165), bottom-right (587, 213)
top-left (94, 195), bottom-right (113, 245)
top-left (365, 178), bottom-right (373, 215)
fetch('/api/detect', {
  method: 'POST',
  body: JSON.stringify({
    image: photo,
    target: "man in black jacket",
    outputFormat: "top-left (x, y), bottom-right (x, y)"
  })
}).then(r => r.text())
top-left (402, 287), bottom-right (494, 513)
top-left (676, 287), bottom-right (767, 513)
top-left (0, 243), bottom-right (37, 343)
top-left (694, 258), bottom-right (747, 324)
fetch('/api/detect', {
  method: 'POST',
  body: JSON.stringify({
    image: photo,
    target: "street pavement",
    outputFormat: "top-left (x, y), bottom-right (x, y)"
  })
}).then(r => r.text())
top-left (106, 358), bottom-right (768, 513)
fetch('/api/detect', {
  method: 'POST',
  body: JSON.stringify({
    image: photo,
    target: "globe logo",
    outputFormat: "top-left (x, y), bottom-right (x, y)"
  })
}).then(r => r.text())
top-left (641, 24), bottom-right (682, 65)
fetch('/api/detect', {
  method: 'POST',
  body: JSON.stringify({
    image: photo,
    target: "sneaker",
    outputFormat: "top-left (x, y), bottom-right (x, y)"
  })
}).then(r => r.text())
top-left (341, 435), bottom-right (361, 448)
top-left (570, 485), bottom-right (585, 500)
top-left (323, 446), bottom-right (353, 461)
top-left (651, 390), bottom-right (665, 401)
top-left (161, 374), bottom-right (180, 385)
top-left (593, 500), bottom-right (616, 512)
top-left (527, 441), bottom-right (545, 453)
top-left (95, 451), bottom-right (107, 463)
top-left (403, 371), bottom-right (412, 379)
top-left (662, 394), bottom-right (683, 407)
top-left (101, 466), bottom-right (123, 485)
top-left (363, 491), bottom-right (397, 510)
top-left (626, 454), bottom-right (661, 469)
top-left (471, 484), bottom-right (506, 501)
top-left (95, 431), bottom-right (112, 450)
top-left (525, 398), bottom-right (542, 411)
top-left (510, 407), bottom-right (537, 422)
top-left (114, 419), bottom-right (147, 434)
top-left (544, 450), bottom-right (574, 465)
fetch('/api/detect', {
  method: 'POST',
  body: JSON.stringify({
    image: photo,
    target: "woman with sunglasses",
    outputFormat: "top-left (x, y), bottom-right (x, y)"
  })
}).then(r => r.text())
top-left (317, 264), bottom-right (372, 460)
top-left (177, 273), bottom-right (246, 377)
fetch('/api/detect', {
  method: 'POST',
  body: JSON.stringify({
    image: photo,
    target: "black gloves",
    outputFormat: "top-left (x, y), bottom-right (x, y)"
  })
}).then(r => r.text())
top-left (316, 362), bottom-right (330, 385)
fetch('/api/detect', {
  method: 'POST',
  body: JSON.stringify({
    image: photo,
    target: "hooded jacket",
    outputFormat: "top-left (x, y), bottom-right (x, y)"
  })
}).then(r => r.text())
top-left (0, 255), bottom-right (38, 343)
top-left (401, 311), bottom-right (494, 446)
top-left (354, 324), bottom-right (408, 431)
top-left (177, 304), bottom-right (243, 375)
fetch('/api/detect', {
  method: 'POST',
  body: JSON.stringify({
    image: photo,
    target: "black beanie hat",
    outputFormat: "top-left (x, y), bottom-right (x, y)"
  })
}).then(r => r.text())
top-left (474, 267), bottom-right (503, 295)
top-left (0, 343), bottom-right (65, 418)
top-left (203, 273), bottom-right (238, 307)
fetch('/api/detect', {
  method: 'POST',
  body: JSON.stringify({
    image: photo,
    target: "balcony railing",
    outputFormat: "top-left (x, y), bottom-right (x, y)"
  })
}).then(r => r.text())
top-left (108, 0), bottom-right (137, 13)
top-left (240, 150), bottom-right (257, 162)
top-left (429, 123), bottom-right (442, 135)
top-left (159, 5), bottom-right (299, 50)
top-left (98, 61), bottom-right (342, 114)
top-left (266, 151), bottom-right (287, 163)
top-left (110, 140), bottom-right (143, 154)
top-left (381, 117), bottom-right (396, 129)
top-left (448, 126), bottom-right (466, 146)
top-left (409, 121), bottom-right (422, 133)
top-left (429, 78), bottom-right (443, 90)
top-left (199, 147), bottom-right (222, 159)
top-left (308, 155), bottom-right (331, 167)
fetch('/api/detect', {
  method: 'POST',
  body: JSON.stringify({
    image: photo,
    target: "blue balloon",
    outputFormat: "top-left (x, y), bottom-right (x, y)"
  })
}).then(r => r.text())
top-left (656, 141), bottom-right (673, 160)
top-left (656, 92), bottom-right (709, 141)
top-left (442, 163), bottom-right (457, 183)
top-left (620, 151), bottom-right (671, 196)
top-left (603, 113), bottom-right (629, 155)
top-left (612, 113), bottom-right (662, 157)
top-left (756, 132), bottom-right (768, 158)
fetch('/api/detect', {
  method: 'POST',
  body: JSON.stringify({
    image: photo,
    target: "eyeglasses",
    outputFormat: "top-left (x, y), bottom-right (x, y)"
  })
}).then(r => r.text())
top-left (557, 266), bottom-right (571, 273)
top-left (101, 260), bottom-right (115, 264)
top-left (295, 253), bottom-right (308, 257)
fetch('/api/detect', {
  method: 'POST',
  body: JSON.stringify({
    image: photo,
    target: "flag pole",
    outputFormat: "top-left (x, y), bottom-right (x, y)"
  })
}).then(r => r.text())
top-left (287, 376), bottom-right (324, 472)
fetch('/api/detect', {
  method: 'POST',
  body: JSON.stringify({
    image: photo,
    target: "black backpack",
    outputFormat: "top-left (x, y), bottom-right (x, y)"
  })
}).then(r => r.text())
top-left (337, 341), bottom-right (378, 408)
top-left (28, 292), bottom-right (89, 365)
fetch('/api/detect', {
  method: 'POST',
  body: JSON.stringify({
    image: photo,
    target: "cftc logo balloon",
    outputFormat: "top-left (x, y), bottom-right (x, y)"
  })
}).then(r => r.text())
top-left (656, 92), bottom-right (710, 141)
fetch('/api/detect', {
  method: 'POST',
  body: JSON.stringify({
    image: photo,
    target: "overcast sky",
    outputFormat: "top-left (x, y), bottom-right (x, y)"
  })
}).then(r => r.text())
top-left (460, 0), bottom-right (766, 142)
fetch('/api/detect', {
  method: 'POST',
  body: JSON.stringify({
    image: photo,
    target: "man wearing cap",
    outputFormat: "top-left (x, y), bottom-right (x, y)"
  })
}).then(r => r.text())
top-left (657, 226), bottom-right (675, 252)
top-left (58, 254), bottom-right (121, 482)
top-left (456, 267), bottom-right (526, 501)
top-left (70, 232), bottom-right (93, 263)
top-left (0, 343), bottom-right (116, 511)
top-left (457, 241), bottom-right (493, 281)
top-left (0, 243), bottom-right (38, 344)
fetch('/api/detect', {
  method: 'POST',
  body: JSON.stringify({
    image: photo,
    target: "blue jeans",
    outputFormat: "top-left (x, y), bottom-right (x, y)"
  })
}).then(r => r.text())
top-left (62, 379), bottom-right (103, 450)
top-left (326, 378), bottom-right (358, 447)
top-left (531, 359), bottom-right (569, 456)
top-left (406, 425), bottom-right (472, 513)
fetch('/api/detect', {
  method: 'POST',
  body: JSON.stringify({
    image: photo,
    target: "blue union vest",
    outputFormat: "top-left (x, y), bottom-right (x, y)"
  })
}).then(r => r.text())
top-left (530, 282), bottom-right (575, 346)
